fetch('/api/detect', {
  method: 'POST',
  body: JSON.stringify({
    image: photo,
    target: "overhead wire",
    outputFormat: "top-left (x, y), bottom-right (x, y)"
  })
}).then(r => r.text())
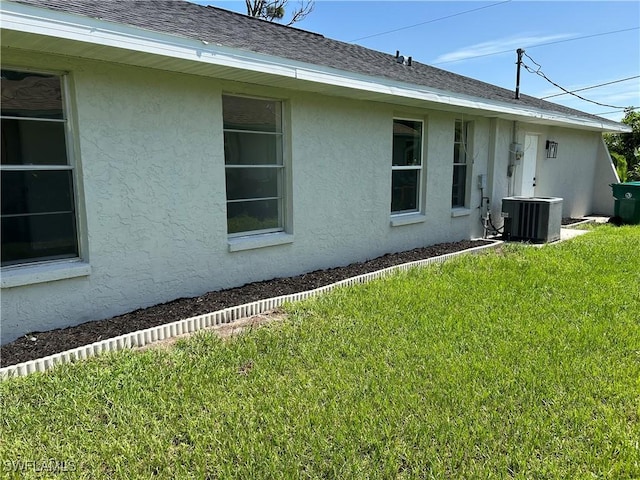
top-left (521, 52), bottom-right (631, 109)
top-left (349, 0), bottom-right (512, 42)
top-left (541, 75), bottom-right (640, 99)
top-left (432, 26), bottom-right (640, 65)
top-left (345, 4), bottom-right (639, 113)
top-left (594, 107), bottom-right (640, 115)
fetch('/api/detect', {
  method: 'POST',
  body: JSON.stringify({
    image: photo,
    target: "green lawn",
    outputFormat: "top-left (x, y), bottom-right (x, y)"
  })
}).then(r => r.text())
top-left (1, 226), bottom-right (639, 479)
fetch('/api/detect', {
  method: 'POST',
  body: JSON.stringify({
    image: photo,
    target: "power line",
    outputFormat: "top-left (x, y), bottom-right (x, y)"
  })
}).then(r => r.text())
top-left (521, 52), bottom-right (629, 109)
top-left (432, 26), bottom-right (640, 65)
top-left (349, 0), bottom-right (511, 42)
top-left (541, 75), bottom-right (640, 99)
top-left (594, 107), bottom-right (639, 116)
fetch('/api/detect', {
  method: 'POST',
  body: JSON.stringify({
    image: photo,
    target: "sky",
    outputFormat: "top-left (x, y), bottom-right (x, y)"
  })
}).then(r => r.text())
top-left (190, 0), bottom-right (640, 122)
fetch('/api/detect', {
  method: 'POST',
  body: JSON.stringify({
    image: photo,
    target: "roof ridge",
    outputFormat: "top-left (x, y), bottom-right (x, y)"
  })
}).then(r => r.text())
top-left (3, 0), bottom-right (624, 128)
top-left (195, 0), bottom-right (325, 39)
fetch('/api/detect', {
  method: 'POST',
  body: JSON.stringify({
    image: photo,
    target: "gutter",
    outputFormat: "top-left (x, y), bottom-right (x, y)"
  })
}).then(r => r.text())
top-left (0, 0), bottom-right (631, 133)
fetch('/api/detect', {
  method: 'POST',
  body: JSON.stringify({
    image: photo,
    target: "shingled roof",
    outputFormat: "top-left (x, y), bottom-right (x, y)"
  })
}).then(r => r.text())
top-left (5, 0), bottom-right (623, 127)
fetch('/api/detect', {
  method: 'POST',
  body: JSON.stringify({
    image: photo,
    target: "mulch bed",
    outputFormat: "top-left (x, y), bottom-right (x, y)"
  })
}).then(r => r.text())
top-left (1, 240), bottom-right (492, 367)
top-left (562, 217), bottom-right (587, 226)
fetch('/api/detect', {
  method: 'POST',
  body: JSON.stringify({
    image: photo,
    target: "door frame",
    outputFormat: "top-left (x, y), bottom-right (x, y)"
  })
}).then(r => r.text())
top-left (516, 133), bottom-right (538, 196)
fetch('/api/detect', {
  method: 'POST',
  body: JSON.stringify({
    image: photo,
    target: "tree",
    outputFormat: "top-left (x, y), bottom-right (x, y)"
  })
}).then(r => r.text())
top-left (605, 108), bottom-right (640, 181)
top-left (244, 0), bottom-right (314, 26)
top-left (610, 151), bottom-right (628, 182)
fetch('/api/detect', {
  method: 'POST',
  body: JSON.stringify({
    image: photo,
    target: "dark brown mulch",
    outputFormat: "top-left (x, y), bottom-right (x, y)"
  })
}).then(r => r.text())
top-left (562, 217), bottom-right (586, 226)
top-left (1, 240), bottom-right (492, 367)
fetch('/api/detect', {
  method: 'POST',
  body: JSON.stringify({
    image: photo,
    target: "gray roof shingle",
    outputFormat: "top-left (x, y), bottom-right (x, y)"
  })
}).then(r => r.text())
top-left (8, 0), bottom-right (621, 125)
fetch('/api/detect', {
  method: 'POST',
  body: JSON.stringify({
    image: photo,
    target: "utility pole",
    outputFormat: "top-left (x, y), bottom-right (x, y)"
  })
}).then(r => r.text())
top-left (515, 48), bottom-right (524, 99)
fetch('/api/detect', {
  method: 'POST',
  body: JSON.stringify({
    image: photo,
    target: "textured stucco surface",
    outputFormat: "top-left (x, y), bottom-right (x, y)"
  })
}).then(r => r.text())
top-left (591, 138), bottom-right (618, 215)
top-left (531, 127), bottom-right (596, 218)
top-left (0, 49), bottom-right (612, 344)
top-left (486, 121), bottom-right (611, 223)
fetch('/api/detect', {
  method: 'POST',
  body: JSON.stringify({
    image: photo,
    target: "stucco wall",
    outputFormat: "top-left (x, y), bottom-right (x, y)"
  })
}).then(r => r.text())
top-left (482, 119), bottom-right (612, 230)
top-left (531, 126), bottom-right (599, 218)
top-left (1, 49), bottom-right (614, 344)
top-left (2, 51), bottom-right (229, 342)
top-left (487, 119), bottom-right (514, 228)
top-left (591, 138), bottom-right (618, 215)
top-left (1, 50), bottom-right (489, 344)
top-left (487, 122), bottom-right (607, 221)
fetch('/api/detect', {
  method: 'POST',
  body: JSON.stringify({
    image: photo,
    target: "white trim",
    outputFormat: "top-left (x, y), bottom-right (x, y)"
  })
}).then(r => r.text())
top-left (0, 67), bottom-right (86, 269)
top-left (228, 232), bottom-right (294, 252)
top-left (390, 213), bottom-right (426, 227)
top-left (0, 116), bottom-right (65, 123)
top-left (392, 117), bottom-right (424, 215)
top-left (452, 119), bottom-right (472, 208)
top-left (0, 1), bottom-right (630, 133)
top-left (223, 94), bottom-right (287, 236)
top-left (1, 2), bottom-right (298, 75)
top-left (451, 208), bottom-right (472, 218)
top-left (1, 260), bottom-right (90, 288)
top-left (295, 70), bottom-right (628, 132)
top-left (0, 164), bottom-right (72, 171)
top-left (392, 165), bottom-right (422, 171)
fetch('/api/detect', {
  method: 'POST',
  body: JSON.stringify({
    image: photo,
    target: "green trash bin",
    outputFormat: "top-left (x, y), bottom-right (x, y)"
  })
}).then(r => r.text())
top-left (611, 181), bottom-right (640, 225)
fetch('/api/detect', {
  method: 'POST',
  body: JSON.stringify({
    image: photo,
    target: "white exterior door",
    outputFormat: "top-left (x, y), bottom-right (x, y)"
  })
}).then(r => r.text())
top-left (517, 134), bottom-right (538, 196)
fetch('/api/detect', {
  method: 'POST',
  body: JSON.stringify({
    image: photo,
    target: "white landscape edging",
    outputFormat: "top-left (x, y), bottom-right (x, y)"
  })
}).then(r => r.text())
top-left (0, 240), bottom-right (502, 380)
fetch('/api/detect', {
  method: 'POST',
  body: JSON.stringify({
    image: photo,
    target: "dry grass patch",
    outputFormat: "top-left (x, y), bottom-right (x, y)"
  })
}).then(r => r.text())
top-left (137, 309), bottom-right (288, 352)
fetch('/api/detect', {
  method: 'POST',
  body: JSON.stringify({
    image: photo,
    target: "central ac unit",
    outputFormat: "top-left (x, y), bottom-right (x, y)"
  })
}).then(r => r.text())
top-left (501, 196), bottom-right (563, 243)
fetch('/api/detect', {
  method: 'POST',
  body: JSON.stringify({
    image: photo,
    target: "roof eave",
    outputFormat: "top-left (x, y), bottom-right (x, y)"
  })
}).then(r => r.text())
top-left (0, 0), bottom-right (631, 133)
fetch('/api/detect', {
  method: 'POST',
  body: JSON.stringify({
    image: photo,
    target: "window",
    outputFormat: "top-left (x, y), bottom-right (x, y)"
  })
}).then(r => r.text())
top-left (223, 95), bottom-right (285, 236)
top-left (1, 69), bottom-right (79, 267)
top-left (452, 119), bottom-right (470, 208)
top-left (391, 119), bottom-right (423, 214)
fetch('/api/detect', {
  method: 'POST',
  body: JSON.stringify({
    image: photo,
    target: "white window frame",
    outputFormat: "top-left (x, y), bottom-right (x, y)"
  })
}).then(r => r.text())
top-left (391, 117), bottom-right (424, 216)
top-left (1, 67), bottom-right (85, 272)
top-left (223, 94), bottom-right (286, 238)
top-left (452, 119), bottom-right (472, 209)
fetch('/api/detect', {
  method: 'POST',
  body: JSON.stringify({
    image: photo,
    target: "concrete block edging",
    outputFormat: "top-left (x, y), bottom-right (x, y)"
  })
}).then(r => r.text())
top-left (0, 239), bottom-right (502, 380)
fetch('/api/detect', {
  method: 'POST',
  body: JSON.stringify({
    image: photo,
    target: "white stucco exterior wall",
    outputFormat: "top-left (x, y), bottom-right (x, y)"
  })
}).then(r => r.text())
top-left (530, 126), bottom-right (598, 218)
top-left (487, 119), bottom-right (514, 229)
top-left (487, 121), bottom-right (611, 222)
top-left (591, 138), bottom-right (618, 215)
top-left (0, 49), bottom-right (617, 344)
top-left (0, 50), bottom-right (486, 343)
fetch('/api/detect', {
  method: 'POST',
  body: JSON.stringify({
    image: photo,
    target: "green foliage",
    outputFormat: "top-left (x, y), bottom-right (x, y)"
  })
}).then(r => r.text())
top-left (1, 226), bottom-right (639, 479)
top-left (605, 108), bottom-right (640, 181)
top-left (244, 0), bottom-right (313, 25)
top-left (610, 151), bottom-right (628, 182)
top-left (265, 4), bottom-right (285, 18)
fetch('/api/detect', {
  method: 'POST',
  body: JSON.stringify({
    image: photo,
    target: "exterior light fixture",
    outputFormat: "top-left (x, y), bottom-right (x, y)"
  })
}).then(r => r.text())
top-left (546, 140), bottom-right (558, 158)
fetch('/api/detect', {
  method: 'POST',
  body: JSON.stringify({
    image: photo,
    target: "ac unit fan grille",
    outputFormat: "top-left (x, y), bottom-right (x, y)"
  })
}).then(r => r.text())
top-left (501, 196), bottom-right (562, 243)
top-left (517, 202), bottom-right (541, 239)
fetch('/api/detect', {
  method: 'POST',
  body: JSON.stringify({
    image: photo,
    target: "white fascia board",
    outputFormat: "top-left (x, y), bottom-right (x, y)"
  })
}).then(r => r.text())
top-left (1, 1), bottom-right (629, 133)
top-left (0, 1), bottom-right (298, 78)
top-left (296, 69), bottom-right (630, 132)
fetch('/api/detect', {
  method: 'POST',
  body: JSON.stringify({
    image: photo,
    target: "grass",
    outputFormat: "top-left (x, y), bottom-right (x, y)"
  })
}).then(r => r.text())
top-left (1, 225), bottom-right (639, 479)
